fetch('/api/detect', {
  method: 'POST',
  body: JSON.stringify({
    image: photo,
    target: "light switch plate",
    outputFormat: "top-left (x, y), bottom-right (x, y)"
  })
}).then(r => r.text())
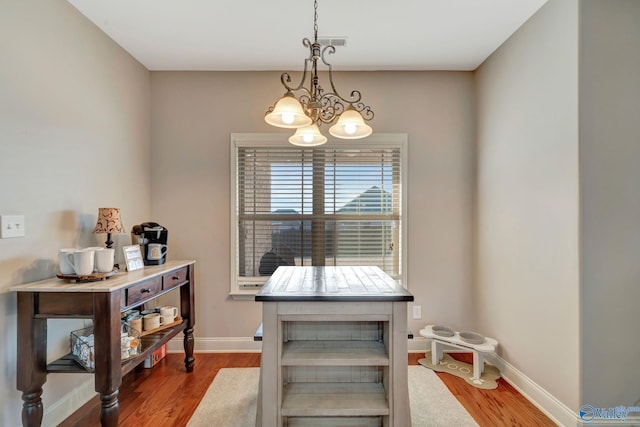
top-left (1, 215), bottom-right (26, 238)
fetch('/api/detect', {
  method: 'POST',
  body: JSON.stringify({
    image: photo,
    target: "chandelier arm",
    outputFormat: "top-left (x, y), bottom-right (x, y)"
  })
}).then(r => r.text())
top-left (318, 45), bottom-right (363, 107)
top-left (353, 102), bottom-right (375, 121)
top-left (279, 38), bottom-right (315, 93)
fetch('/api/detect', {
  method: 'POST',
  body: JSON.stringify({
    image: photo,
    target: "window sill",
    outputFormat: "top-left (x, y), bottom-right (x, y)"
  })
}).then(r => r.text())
top-left (229, 290), bottom-right (259, 301)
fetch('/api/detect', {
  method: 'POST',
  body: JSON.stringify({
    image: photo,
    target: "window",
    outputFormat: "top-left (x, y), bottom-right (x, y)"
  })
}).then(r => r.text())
top-left (230, 133), bottom-right (407, 298)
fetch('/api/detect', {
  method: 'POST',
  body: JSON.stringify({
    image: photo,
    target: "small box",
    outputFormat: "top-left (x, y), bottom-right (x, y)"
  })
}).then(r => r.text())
top-left (143, 344), bottom-right (168, 368)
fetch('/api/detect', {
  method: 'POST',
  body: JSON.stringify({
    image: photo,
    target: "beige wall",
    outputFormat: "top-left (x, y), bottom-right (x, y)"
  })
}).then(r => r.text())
top-left (0, 1), bottom-right (150, 426)
top-left (9, 0), bottom-right (639, 424)
top-left (475, 0), bottom-right (581, 413)
top-left (580, 0), bottom-right (640, 408)
top-left (476, 0), bottom-right (640, 417)
top-left (149, 71), bottom-right (476, 342)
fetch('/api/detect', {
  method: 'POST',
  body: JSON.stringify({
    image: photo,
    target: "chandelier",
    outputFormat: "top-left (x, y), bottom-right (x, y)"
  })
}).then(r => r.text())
top-left (264, 0), bottom-right (374, 146)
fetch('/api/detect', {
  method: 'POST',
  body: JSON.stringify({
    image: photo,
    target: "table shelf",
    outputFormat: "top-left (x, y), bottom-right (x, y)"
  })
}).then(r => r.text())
top-left (46, 320), bottom-right (187, 375)
top-left (282, 382), bottom-right (389, 417)
top-left (285, 418), bottom-right (383, 427)
top-left (282, 340), bottom-right (389, 366)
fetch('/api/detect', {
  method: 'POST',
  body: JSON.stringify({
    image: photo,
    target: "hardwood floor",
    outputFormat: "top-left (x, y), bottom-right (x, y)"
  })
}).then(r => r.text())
top-left (412, 353), bottom-right (556, 426)
top-left (59, 352), bottom-right (555, 427)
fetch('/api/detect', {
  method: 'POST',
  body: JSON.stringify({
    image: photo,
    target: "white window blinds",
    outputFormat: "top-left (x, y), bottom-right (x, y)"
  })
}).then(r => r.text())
top-left (231, 134), bottom-right (406, 294)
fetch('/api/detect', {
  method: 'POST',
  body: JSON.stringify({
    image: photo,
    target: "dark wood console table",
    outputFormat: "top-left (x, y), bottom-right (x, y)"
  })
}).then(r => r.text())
top-left (11, 260), bottom-right (196, 427)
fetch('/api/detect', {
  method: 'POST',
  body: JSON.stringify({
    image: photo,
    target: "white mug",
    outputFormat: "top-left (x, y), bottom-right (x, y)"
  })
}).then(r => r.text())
top-left (159, 306), bottom-right (178, 322)
top-left (143, 313), bottom-right (164, 331)
top-left (147, 243), bottom-right (168, 260)
top-left (129, 316), bottom-right (143, 333)
top-left (95, 248), bottom-right (115, 273)
top-left (66, 250), bottom-right (95, 276)
top-left (58, 248), bottom-right (76, 275)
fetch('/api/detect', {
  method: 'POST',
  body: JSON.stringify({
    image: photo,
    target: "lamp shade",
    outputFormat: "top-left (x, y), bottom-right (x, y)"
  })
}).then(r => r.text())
top-left (265, 93), bottom-right (313, 129)
top-left (288, 124), bottom-right (328, 146)
top-left (329, 109), bottom-right (373, 139)
top-left (93, 208), bottom-right (125, 234)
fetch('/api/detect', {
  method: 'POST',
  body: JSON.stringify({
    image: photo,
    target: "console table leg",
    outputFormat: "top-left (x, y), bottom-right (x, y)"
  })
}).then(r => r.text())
top-left (21, 389), bottom-right (44, 427)
top-left (17, 292), bottom-right (47, 427)
top-left (184, 326), bottom-right (195, 372)
top-left (99, 390), bottom-right (119, 427)
top-left (180, 265), bottom-right (196, 373)
top-left (92, 292), bottom-right (122, 427)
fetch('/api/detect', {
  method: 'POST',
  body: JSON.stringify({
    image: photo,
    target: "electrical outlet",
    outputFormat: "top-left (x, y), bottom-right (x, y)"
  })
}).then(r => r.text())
top-left (1, 215), bottom-right (26, 238)
top-left (412, 305), bottom-right (422, 320)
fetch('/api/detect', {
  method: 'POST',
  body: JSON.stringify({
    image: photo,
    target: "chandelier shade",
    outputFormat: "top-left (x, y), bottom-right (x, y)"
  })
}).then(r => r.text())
top-left (288, 123), bottom-right (328, 146)
top-left (264, 0), bottom-right (374, 146)
top-left (329, 108), bottom-right (373, 139)
top-left (264, 92), bottom-right (313, 128)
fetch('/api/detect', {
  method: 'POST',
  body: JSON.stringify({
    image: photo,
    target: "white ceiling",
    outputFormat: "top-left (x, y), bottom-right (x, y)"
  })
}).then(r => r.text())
top-left (67, 0), bottom-right (547, 71)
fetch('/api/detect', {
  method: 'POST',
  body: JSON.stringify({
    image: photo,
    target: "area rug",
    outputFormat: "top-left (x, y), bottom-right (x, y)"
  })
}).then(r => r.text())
top-left (419, 351), bottom-right (501, 390)
top-left (187, 366), bottom-right (478, 427)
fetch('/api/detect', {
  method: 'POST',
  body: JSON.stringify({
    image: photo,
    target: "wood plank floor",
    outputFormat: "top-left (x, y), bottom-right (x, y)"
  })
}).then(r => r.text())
top-left (59, 352), bottom-right (555, 427)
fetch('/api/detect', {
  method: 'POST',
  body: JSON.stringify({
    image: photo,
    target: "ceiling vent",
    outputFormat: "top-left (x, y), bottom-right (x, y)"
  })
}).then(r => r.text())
top-left (318, 37), bottom-right (348, 47)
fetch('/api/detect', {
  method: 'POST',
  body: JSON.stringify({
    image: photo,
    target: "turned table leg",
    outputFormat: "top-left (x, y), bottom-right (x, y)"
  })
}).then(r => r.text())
top-left (21, 389), bottom-right (44, 427)
top-left (181, 264), bottom-right (196, 373)
top-left (99, 390), bottom-right (120, 426)
top-left (17, 292), bottom-right (47, 427)
top-left (93, 293), bottom-right (122, 427)
top-left (183, 325), bottom-right (195, 372)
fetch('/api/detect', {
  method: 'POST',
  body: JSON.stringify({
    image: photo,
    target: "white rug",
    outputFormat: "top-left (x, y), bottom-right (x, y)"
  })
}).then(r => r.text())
top-left (187, 366), bottom-right (478, 427)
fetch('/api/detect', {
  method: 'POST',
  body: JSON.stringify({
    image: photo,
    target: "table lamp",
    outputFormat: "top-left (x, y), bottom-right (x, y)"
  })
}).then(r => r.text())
top-left (93, 208), bottom-right (125, 249)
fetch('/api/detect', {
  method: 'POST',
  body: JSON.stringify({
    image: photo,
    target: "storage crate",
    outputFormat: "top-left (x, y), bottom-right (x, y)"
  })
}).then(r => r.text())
top-left (70, 322), bottom-right (141, 372)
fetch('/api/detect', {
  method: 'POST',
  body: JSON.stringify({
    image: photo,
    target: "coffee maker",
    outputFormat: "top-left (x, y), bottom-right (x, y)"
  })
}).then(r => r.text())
top-left (131, 222), bottom-right (169, 265)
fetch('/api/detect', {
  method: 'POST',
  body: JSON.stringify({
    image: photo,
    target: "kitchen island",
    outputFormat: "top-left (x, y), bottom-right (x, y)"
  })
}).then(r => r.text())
top-left (255, 266), bottom-right (414, 427)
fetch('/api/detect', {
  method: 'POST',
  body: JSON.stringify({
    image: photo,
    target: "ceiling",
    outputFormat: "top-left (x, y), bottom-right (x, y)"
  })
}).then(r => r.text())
top-left (67, 0), bottom-right (547, 72)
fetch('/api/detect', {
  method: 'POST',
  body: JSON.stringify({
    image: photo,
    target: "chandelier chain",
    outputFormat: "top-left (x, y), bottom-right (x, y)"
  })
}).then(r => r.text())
top-left (313, 0), bottom-right (318, 41)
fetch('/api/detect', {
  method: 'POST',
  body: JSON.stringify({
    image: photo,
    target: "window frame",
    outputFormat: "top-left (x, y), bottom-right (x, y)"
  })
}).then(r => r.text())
top-left (229, 133), bottom-right (408, 299)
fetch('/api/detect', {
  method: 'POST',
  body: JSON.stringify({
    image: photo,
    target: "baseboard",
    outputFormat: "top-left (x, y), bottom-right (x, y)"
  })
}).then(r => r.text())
top-left (488, 354), bottom-right (575, 426)
top-left (486, 356), bottom-right (640, 426)
top-left (42, 377), bottom-right (96, 427)
top-left (174, 335), bottom-right (432, 353)
top-left (408, 336), bottom-right (428, 352)
top-left (167, 336), bottom-right (262, 353)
